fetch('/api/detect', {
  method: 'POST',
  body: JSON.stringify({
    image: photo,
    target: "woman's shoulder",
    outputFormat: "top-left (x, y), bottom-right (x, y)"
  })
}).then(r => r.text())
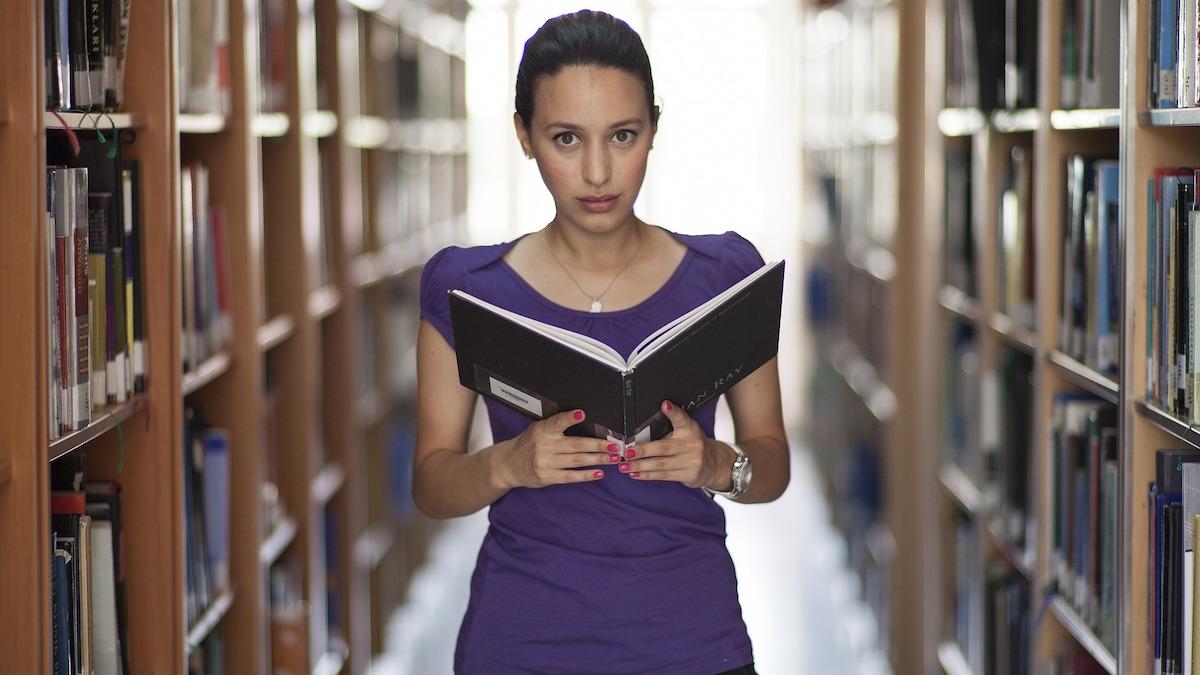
top-left (668, 229), bottom-right (766, 281)
top-left (418, 240), bottom-right (518, 348)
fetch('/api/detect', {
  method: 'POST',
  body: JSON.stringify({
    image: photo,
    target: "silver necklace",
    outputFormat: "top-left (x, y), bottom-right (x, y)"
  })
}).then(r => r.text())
top-left (540, 227), bottom-right (644, 312)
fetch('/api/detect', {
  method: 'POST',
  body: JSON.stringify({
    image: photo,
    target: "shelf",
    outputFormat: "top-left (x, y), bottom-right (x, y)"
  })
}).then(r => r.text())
top-left (309, 287), bottom-right (342, 321)
top-left (937, 285), bottom-right (982, 323)
top-left (348, 0), bottom-right (466, 59)
top-left (257, 314), bottom-right (296, 352)
top-left (355, 391), bottom-right (386, 428)
top-left (987, 313), bottom-right (1037, 353)
top-left (49, 395), bottom-right (146, 463)
top-left (1135, 400), bottom-right (1200, 450)
top-left (343, 116), bottom-right (468, 154)
top-left (344, 116), bottom-right (391, 150)
top-left (827, 339), bottom-right (897, 423)
top-left (252, 112), bottom-right (290, 138)
top-left (350, 253), bottom-right (383, 289)
top-left (311, 462), bottom-right (347, 506)
top-left (177, 113), bottom-right (227, 134)
top-left (938, 108), bottom-right (986, 136)
top-left (259, 516), bottom-right (298, 567)
top-left (803, 112), bottom-right (899, 151)
top-left (1141, 108), bottom-right (1200, 127)
top-left (845, 240), bottom-right (896, 283)
top-left (982, 519), bottom-right (1034, 580)
top-left (1049, 597), bottom-right (1116, 674)
top-left (938, 462), bottom-right (982, 515)
top-left (182, 351), bottom-right (233, 397)
top-left (1050, 109), bottom-right (1121, 130)
top-left (354, 522), bottom-right (396, 572)
top-left (303, 110), bottom-right (338, 139)
top-left (936, 641), bottom-right (975, 675)
top-left (185, 589), bottom-right (234, 654)
top-left (990, 108), bottom-right (1040, 132)
top-left (1046, 351), bottom-right (1119, 405)
top-left (45, 111), bottom-right (147, 130)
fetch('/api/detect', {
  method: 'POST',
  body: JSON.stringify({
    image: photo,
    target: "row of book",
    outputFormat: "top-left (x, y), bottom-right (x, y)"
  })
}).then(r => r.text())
top-left (1060, 0), bottom-right (1121, 110)
top-left (951, 517), bottom-right (984, 671)
top-left (50, 455), bottom-right (129, 675)
top-left (1148, 447), bottom-right (1200, 675)
top-left (997, 145), bottom-right (1037, 332)
top-left (44, 0), bottom-right (130, 112)
top-left (45, 138), bottom-right (146, 439)
top-left (1145, 167), bottom-right (1200, 419)
top-left (184, 405), bottom-right (231, 630)
top-left (944, 0), bottom-right (1038, 112)
top-left (1050, 395), bottom-right (1119, 653)
top-left (1061, 156), bottom-right (1121, 378)
top-left (985, 560), bottom-right (1032, 675)
top-left (180, 162), bottom-right (233, 375)
top-left (988, 348), bottom-right (1036, 551)
top-left (1149, 0), bottom-right (1200, 109)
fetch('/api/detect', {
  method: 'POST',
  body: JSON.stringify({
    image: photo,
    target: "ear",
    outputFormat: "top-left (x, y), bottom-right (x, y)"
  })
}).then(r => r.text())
top-left (513, 112), bottom-right (533, 159)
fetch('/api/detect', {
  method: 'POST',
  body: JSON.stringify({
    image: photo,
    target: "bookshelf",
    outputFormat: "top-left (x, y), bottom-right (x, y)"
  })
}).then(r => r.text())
top-left (1, 0), bottom-right (466, 673)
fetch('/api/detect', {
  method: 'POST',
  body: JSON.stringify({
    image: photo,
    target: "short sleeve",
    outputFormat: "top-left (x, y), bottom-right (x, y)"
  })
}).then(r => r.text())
top-left (419, 245), bottom-right (466, 349)
top-left (720, 231), bottom-right (768, 285)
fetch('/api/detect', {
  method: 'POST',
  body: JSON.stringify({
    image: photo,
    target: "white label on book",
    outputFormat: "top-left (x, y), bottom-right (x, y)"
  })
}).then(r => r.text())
top-left (488, 377), bottom-right (542, 417)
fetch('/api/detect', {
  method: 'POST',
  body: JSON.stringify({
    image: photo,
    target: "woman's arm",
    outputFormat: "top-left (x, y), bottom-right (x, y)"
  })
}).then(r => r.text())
top-left (413, 320), bottom-right (615, 519)
top-left (623, 357), bottom-right (790, 504)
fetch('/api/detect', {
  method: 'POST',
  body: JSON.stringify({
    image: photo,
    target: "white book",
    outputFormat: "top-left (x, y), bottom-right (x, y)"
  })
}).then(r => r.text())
top-left (89, 521), bottom-right (123, 675)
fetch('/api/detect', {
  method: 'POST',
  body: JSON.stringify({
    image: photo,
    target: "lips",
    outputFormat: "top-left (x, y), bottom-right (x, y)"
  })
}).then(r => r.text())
top-left (577, 195), bottom-right (619, 213)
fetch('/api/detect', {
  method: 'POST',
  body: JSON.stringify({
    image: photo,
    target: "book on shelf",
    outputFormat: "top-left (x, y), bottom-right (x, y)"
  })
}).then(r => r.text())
top-left (180, 162), bottom-right (233, 374)
top-left (448, 261), bottom-right (784, 446)
top-left (944, 0), bottom-right (1036, 111)
top-left (998, 145), bottom-right (1036, 331)
top-left (1149, 0), bottom-right (1200, 108)
top-left (177, 0), bottom-right (231, 115)
top-left (1145, 167), bottom-right (1200, 421)
top-left (1060, 0), bottom-right (1120, 109)
top-left (1149, 449), bottom-right (1200, 675)
top-left (983, 348), bottom-right (1035, 550)
top-left (945, 319), bottom-right (982, 485)
top-left (944, 141), bottom-right (976, 297)
top-left (44, 0), bottom-right (131, 112)
top-left (183, 405), bottom-right (231, 629)
top-left (984, 558), bottom-right (1031, 675)
top-left (46, 165), bottom-right (92, 436)
top-left (952, 516), bottom-right (984, 673)
top-left (1061, 155), bottom-right (1120, 376)
top-left (257, 0), bottom-right (287, 113)
top-left (1050, 394), bottom-right (1119, 653)
top-left (49, 455), bottom-right (131, 675)
top-left (187, 633), bottom-right (225, 675)
top-left (1043, 644), bottom-right (1111, 675)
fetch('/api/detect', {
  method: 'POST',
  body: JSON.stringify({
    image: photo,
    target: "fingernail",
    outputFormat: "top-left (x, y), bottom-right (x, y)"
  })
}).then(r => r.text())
top-left (631, 472), bottom-right (641, 478)
top-left (593, 470), bottom-right (604, 479)
top-left (573, 410), bottom-right (585, 421)
top-left (609, 454), bottom-right (620, 463)
top-left (606, 443), bottom-right (619, 453)
top-left (625, 448), bottom-right (637, 458)
top-left (618, 462), bottom-right (630, 472)
top-left (663, 401), bottom-right (673, 412)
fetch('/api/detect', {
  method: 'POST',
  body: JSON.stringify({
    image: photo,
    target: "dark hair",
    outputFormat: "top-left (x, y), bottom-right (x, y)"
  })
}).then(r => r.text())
top-left (515, 10), bottom-right (659, 129)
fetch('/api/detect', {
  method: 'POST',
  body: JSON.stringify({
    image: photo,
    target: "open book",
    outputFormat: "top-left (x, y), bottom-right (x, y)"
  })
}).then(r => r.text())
top-left (448, 260), bottom-right (784, 445)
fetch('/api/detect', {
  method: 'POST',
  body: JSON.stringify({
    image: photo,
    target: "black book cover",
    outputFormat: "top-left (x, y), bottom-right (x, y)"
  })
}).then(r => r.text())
top-left (121, 160), bottom-right (145, 392)
top-left (450, 261), bottom-right (784, 444)
top-left (1176, 181), bottom-right (1194, 415)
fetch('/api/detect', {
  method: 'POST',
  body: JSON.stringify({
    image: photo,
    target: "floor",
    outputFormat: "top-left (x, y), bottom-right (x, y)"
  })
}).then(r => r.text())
top-left (369, 448), bottom-right (890, 674)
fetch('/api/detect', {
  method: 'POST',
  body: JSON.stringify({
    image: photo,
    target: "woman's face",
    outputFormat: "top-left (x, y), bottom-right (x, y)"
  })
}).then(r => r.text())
top-left (516, 65), bottom-right (655, 235)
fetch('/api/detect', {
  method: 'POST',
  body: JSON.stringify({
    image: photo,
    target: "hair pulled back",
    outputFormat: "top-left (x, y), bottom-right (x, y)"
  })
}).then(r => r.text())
top-left (515, 10), bottom-right (659, 129)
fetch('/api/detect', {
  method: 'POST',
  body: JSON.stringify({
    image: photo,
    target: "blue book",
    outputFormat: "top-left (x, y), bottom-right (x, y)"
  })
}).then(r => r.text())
top-left (201, 429), bottom-right (230, 592)
top-left (1158, 0), bottom-right (1179, 108)
top-left (1096, 161), bottom-right (1121, 375)
top-left (52, 549), bottom-right (71, 675)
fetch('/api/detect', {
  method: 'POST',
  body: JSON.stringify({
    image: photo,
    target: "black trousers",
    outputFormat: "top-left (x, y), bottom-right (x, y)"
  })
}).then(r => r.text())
top-left (715, 664), bottom-right (757, 675)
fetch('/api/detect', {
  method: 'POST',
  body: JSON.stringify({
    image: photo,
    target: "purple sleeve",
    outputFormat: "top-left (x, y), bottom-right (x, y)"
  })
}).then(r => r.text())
top-left (419, 246), bottom-right (464, 349)
top-left (720, 231), bottom-right (767, 285)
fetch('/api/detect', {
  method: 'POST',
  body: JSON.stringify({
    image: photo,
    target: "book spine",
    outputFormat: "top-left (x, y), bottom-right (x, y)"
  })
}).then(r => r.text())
top-left (73, 170), bottom-right (91, 429)
top-left (1161, 0), bottom-right (1180, 108)
top-left (84, 0), bottom-right (104, 110)
top-left (1179, 181), bottom-right (1194, 416)
top-left (621, 371), bottom-right (635, 440)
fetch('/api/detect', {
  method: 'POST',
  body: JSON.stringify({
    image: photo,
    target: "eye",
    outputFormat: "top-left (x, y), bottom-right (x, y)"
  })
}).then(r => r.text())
top-left (554, 132), bottom-right (579, 147)
top-left (612, 129), bottom-right (637, 144)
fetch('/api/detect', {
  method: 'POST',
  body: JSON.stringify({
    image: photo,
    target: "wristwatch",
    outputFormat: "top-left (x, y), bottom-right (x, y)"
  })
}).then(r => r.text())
top-left (704, 443), bottom-right (752, 500)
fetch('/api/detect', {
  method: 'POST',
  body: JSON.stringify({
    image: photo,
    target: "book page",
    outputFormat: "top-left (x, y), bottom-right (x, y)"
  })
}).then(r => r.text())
top-left (450, 291), bottom-right (627, 369)
top-left (628, 261), bottom-right (782, 368)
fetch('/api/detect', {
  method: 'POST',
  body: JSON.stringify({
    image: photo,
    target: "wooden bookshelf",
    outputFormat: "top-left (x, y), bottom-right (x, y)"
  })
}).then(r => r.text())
top-left (0, 0), bottom-right (466, 672)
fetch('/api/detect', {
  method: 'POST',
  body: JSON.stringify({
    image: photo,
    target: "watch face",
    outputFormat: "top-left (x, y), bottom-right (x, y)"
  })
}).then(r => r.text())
top-left (733, 457), bottom-right (752, 493)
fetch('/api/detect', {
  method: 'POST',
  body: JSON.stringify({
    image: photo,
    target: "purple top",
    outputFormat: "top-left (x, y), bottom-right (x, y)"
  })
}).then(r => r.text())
top-left (419, 229), bottom-right (764, 674)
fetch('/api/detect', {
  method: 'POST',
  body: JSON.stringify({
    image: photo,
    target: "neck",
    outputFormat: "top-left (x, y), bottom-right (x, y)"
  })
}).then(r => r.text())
top-left (544, 218), bottom-right (645, 270)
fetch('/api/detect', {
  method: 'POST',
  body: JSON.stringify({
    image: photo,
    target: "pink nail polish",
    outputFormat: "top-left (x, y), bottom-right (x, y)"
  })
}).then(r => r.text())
top-left (606, 443), bottom-right (619, 453)
top-left (618, 462), bottom-right (630, 472)
top-left (593, 470), bottom-right (604, 479)
top-left (574, 410), bottom-right (585, 421)
top-left (625, 448), bottom-right (637, 459)
top-left (609, 454), bottom-right (620, 463)
top-left (663, 401), bottom-right (673, 412)
top-left (631, 472), bottom-right (641, 478)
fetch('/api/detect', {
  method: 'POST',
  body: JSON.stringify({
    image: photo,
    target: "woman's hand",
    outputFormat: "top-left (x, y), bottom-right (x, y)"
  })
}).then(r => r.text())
top-left (495, 409), bottom-right (621, 489)
top-left (620, 401), bottom-right (735, 490)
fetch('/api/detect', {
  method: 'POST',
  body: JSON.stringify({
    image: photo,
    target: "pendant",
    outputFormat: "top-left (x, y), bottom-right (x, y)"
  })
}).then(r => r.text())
top-left (590, 299), bottom-right (603, 313)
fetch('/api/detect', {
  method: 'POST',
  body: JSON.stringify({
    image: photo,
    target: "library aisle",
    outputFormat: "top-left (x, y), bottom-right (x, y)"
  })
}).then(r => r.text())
top-left (372, 447), bottom-right (891, 675)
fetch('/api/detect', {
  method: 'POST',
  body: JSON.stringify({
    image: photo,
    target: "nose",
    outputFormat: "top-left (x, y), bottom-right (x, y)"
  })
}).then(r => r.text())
top-left (582, 140), bottom-right (611, 187)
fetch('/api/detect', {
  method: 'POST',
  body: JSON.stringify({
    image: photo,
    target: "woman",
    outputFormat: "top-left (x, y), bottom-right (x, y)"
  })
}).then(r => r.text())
top-left (415, 10), bottom-right (789, 674)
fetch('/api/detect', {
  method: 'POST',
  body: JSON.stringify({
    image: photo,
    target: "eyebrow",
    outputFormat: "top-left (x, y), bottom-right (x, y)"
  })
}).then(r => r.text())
top-left (543, 118), bottom-right (645, 132)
